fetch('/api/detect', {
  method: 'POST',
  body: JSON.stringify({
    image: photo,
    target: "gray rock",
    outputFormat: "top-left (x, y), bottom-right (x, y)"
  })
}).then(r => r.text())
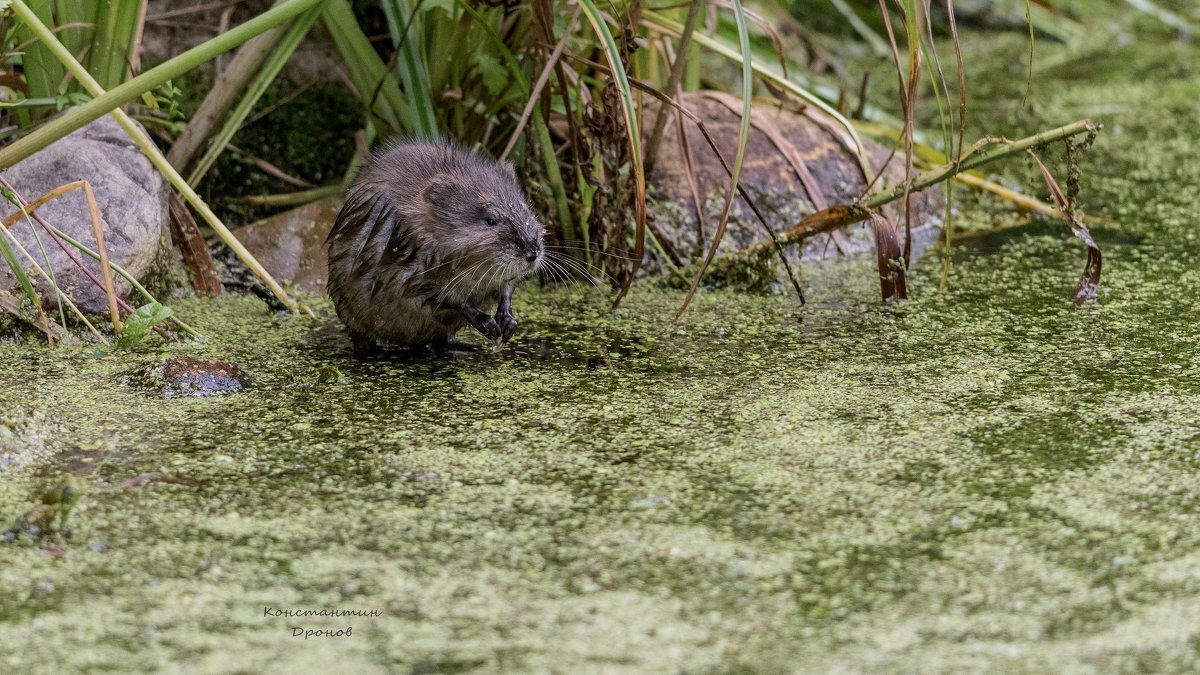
top-left (0, 116), bottom-right (170, 315)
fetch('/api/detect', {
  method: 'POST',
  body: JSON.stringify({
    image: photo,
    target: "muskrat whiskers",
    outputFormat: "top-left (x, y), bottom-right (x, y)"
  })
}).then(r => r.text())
top-left (543, 254), bottom-right (589, 284)
top-left (437, 259), bottom-right (489, 302)
top-left (541, 258), bottom-right (572, 285)
top-left (475, 260), bottom-right (507, 299)
top-left (544, 244), bottom-right (640, 262)
top-left (546, 251), bottom-right (619, 286)
top-left (413, 256), bottom-right (463, 279)
top-left (541, 252), bottom-right (611, 287)
top-left (537, 258), bottom-right (565, 284)
top-left (537, 255), bottom-right (568, 284)
top-left (543, 254), bottom-right (575, 281)
top-left (541, 248), bottom-right (630, 286)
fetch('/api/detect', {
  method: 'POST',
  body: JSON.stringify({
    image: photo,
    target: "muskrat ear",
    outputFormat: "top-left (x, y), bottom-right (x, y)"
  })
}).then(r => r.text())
top-left (498, 160), bottom-right (518, 184)
top-left (423, 176), bottom-right (456, 208)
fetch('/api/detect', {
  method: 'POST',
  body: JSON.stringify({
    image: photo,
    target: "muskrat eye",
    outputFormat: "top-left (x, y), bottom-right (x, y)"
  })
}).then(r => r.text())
top-left (484, 216), bottom-right (498, 227)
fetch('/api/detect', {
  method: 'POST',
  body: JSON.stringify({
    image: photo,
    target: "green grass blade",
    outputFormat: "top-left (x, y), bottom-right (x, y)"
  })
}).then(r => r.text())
top-left (381, 0), bottom-right (438, 137)
top-left (532, 108), bottom-right (572, 246)
top-left (0, 226), bottom-right (41, 314)
top-left (19, 200), bottom-right (67, 331)
top-left (0, 185), bottom-right (46, 315)
top-left (166, 2), bottom-right (291, 174)
top-left (827, 0), bottom-right (889, 57)
top-left (37, 220), bottom-right (199, 338)
top-left (87, 0), bottom-right (143, 89)
top-left (0, 0), bottom-right (327, 171)
top-left (13, 0), bottom-right (66, 100)
top-left (321, 0), bottom-right (411, 134)
top-left (53, 0), bottom-right (96, 62)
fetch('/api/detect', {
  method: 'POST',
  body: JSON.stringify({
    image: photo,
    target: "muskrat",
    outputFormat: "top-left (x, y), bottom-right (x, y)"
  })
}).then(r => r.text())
top-left (325, 140), bottom-right (545, 356)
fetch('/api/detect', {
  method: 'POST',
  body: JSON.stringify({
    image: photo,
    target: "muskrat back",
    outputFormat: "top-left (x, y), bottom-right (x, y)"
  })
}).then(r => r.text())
top-left (325, 140), bottom-right (545, 356)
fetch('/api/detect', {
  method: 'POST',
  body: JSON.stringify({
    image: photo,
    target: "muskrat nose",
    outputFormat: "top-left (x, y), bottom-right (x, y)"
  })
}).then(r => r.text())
top-left (522, 240), bottom-right (541, 263)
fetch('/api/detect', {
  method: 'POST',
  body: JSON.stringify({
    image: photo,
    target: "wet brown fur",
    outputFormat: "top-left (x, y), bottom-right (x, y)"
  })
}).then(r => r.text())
top-left (325, 140), bottom-right (545, 355)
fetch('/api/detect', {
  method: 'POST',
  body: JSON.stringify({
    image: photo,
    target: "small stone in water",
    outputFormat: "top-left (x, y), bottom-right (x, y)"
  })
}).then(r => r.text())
top-left (133, 357), bottom-right (249, 398)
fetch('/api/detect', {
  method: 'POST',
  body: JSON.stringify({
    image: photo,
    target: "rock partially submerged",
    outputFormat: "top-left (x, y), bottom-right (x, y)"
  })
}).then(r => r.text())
top-left (0, 116), bottom-right (170, 315)
top-left (646, 92), bottom-right (944, 271)
top-left (132, 356), bottom-right (249, 398)
top-left (230, 196), bottom-right (342, 296)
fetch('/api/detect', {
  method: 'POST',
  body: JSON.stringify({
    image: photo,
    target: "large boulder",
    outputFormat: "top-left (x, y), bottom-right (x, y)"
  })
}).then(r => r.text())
top-left (646, 92), bottom-right (944, 269)
top-left (0, 116), bottom-right (170, 315)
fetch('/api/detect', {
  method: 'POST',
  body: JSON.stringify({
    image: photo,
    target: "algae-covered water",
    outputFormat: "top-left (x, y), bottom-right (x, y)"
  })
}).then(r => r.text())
top-left (3, 32), bottom-right (1200, 674)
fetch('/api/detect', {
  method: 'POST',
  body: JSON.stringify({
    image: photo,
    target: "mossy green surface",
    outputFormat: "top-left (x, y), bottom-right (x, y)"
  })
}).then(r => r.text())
top-left (3, 31), bottom-right (1200, 674)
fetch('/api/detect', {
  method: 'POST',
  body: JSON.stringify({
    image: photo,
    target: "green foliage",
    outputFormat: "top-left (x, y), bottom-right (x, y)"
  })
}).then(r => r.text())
top-left (3, 0), bottom-right (133, 108)
top-left (322, 0), bottom-right (411, 132)
top-left (332, 0), bottom-right (532, 147)
top-left (381, 0), bottom-right (437, 137)
top-left (141, 80), bottom-right (185, 122)
top-left (52, 88), bottom-right (89, 112)
top-left (87, 0), bottom-right (140, 89)
top-left (117, 301), bottom-right (173, 349)
top-left (10, 0), bottom-right (65, 102)
top-left (0, 0), bottom-right (1146, 340)
top-left (187, 6), bottom-right (324, 186)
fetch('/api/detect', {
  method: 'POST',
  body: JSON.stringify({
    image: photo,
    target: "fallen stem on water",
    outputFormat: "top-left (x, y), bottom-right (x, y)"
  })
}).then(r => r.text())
top-left (706, 119), bottom-right (1098, 276)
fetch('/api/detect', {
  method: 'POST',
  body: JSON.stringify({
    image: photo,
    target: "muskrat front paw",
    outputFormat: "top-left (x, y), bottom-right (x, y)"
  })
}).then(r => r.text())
top-left (469, 315), bottom-right (502, 340)
top-left (495, 311), bottom-right (518, 343)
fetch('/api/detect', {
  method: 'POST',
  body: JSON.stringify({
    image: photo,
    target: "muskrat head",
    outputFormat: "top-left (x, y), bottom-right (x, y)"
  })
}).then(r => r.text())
top-left (422, 162), bottom-right (545, 283)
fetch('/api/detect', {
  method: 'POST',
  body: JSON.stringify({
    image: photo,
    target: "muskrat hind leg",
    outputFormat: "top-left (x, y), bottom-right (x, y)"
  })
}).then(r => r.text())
top-left (349, 330), bottom-right (379, 359)
top-left (494, 284), bottom-right (518, 343)
top-left (441, 338), bottom-right (481, 353)
top-left (427, 332), bottom-right (481, 353)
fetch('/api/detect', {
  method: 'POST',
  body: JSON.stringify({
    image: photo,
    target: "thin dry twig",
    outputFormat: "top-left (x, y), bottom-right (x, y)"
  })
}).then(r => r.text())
top-left (0, 176), bottom-right (137, 315)
top-left (499, 6), bottom-right (581, 162)
top-left (147, 0), bottom-right (245, 22)
top-left (706, 120), bottom-right (1100, 281)
top-left (643, 0), bottom-right (701, 173)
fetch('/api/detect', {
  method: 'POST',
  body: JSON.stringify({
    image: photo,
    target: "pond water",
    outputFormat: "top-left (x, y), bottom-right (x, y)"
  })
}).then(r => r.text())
top-left (2, 32), bottom-right (1199, 673)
